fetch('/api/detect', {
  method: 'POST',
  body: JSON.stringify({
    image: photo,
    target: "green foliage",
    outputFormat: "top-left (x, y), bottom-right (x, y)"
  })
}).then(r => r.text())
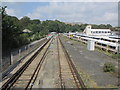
top-left (92, 24), bottom-right (112, 29)
top-left (112, 54), bottom-right (120, 59)
top-left (0, 6), bottom-right (7, 18)
top-left (19, 33), bottom-right (30, 45)
top-left (27, 24), bottom-right (42, 33)
top-left (103, 62), bottom-right (115, 72)
top-left (31, 19), bottom-right (41, 24)
top-left (2, 15), bottom-right (22, 50)
top-left (79, 24), bottom-right (88, 31)
top-left (19, 16), bottom-right (31, 29)
top-left (2, 6), bottom-right (113, 53)
top-left (31, 32), bottom-right (42, 41)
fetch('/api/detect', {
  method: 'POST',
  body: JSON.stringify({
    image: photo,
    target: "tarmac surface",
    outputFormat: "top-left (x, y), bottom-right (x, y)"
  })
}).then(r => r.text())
top-left (60, 35), bottom-right (118, 87)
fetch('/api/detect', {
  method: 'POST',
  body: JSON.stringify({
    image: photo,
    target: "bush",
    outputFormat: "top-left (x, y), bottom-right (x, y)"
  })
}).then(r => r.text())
top-left (112, 54), bottom-right (120, 59)
top-left (103, 62), bottom-right (115, 72)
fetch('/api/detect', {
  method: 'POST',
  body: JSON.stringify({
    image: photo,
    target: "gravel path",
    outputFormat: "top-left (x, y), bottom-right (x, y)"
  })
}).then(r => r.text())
top-left (33, 36), bottom-right (60, 88)
top-left (60, 36), bottom-right (118, 87)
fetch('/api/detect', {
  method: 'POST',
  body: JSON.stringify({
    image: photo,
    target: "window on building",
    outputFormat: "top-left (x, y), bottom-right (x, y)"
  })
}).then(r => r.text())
top-left (88, 26), bottom-right (90, 29)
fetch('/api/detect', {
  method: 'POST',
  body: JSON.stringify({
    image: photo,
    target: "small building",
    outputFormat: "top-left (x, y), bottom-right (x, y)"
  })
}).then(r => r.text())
top-left (83, 25), bottom-right (111, 36)
top-left (23, 29), bottom-right (32, 33)
top-left (50, 32), bottom-right (56, 35)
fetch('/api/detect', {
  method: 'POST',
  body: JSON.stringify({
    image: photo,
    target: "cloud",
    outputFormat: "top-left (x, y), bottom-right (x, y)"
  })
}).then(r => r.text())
top-left (5, 2), bottom-right (118, 26)
top-left (27, 3), bottom-right (92, 20)
top-left (94, 12), bottom-right (117, 21)
top-left (3, 0), bottom-right (120, 2)
top-left (6, 8), bottom-right (16, 16)
top-left (26, 2), bottom-right (118, 26)
top-left (92, 12), bottom-right (118, 26)
top-left (27, 12), bottom-right (43, 19)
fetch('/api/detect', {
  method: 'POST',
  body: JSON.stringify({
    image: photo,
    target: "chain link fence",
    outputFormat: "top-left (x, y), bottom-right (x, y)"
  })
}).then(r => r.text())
top-left (2, 37), bottom-right (47, 72)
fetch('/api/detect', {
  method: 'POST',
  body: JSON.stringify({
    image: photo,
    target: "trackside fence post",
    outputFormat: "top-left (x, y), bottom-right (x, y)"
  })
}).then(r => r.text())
top-left (10, 52), bottom-right (13, 65)
top-left (19, 49), bottom-right (21, 59)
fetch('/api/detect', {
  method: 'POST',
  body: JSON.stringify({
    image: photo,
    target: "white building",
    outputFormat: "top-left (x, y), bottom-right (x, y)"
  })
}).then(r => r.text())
top-left (83, 25), bottom-right (111, 36)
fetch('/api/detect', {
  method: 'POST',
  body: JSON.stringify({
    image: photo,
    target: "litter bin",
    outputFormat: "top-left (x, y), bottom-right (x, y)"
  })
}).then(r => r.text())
top-left (87, 40), bottom-right (95, 51)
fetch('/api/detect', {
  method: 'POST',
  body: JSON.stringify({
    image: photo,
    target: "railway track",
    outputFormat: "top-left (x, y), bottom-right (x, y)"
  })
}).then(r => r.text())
top-left (2, 34), bottom-right (86, 89)
top-left (2, 37), bottom-right (53, 90)
top-left (57, 35), bottom-right (86, 89)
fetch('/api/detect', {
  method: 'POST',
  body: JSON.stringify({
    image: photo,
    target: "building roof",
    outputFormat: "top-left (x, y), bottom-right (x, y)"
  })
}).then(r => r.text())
top-left (90, 29), bottom-right (111, 31)
top-left (81, 37), bottom-right (119, 47)
top-left (78, 34), bottom-right (119, 42)
top-left (23, 29), bottom-right (32, 33)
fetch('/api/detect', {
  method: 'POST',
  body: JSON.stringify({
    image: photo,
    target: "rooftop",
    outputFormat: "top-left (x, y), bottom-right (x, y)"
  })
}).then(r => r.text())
top-left (90, 29), bottom-right (111, 31)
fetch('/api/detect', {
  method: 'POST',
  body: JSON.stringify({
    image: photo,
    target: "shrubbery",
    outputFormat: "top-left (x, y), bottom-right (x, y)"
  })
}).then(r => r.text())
top-left (103, 62), bottom-right (115, 72)
top-left (112, 54), bottom-right (120, 59)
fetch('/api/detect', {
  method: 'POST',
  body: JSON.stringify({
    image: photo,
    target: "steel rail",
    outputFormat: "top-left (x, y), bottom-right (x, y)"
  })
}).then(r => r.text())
top-left (58, 35), bottom-right (86, 89)
top-left (2, 37), bottom-right (52, 90)
top-left (57, 36), bottom-right (65, 89)
top-left (28, 37), bottom-right (54, 89)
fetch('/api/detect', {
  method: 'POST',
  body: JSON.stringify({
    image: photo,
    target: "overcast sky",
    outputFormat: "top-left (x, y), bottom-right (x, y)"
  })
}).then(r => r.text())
top-left (2, 1), bottom-right (119, 26)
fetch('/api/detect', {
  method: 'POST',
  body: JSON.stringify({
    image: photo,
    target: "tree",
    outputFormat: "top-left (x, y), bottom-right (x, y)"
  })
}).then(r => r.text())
top-left (79, 24), bottom-right (88, 31)
top-left (31, 19), bottom-right (41, 24)
top-left (0, 6), bottom-right (7, 18)
top-left (92, 24), bottom-right (112, 29)
top-left (19, 16), bottom-right (31, 29)
top-left (106, 24), bottom-right (112, 28)
top-left (2, 15), bottom-right (22, 50)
